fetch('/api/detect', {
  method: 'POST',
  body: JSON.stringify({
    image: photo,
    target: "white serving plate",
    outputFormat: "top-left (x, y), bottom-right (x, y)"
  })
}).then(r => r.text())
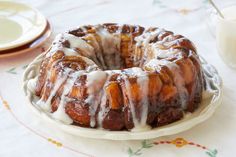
top-left (23, 53), bottom-right (222, 140)
top-left (0, 21), bottom-right (51, 58)
top-left (0, 1), bottom-right (47, 51)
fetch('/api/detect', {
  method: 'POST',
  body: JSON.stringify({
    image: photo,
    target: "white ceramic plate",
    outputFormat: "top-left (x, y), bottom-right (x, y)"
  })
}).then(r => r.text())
top-left (23, 54), bottom-right (222, 140)
top-left (0, 21), bottom-right (51, 58)
top-left (0, 1), bottom-right (47, 51)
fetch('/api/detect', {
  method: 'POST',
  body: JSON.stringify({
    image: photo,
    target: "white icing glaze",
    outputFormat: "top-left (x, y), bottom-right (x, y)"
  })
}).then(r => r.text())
top-left (63, 33), bottom-right (104, 68)
top-left (86, 33), bottom-right (107, 70)
top-left (36, 69), bottom-right (70, 112)
top-left (151, 47), bottom-right (178, 58)
top-left (52, 71), bottom-right (84, 124)
top-left (36, 60), bottom-right (60, 110)
top-left (124, 77), bottom-right (138, 126)
top-left (143, 58), bottom-right (162, 72)
top-left (163, 37), bottom-right (185, 47)
top-left (135, 28), bottom-right (163, 47)
top-left (63, 33), bottom-right (95, 56)
top-left (135, 28), bottom-right (164, 66)
top-left (96, 26), bottom-right (121, 70)
top-left (124, 67), bottom-right (151, 130)
top-left (87, 92), bottom-right (103, 127)
top-left (105, 69), bottom-right (122, 74)
top-left (202, 89), bottom-right (214, 99)
top-left (85, 70), bottom-right (108, 127)
top-left (45, 33), bottom-right (102, 68)
top-left (45, 34), bottom-right (67, 57)
top-left (27, 76), bottom-right (38, 94)
top-left (123, 67), bottom-right (146, 76)
top-left (96, 73), bottom-right (113, 128)
top-left (137, 74), bottom-right (149, 126)
top-left (63, 47), bottom-right (78, 56)
top-left (167, 63), bottom-right (188, 109)
top-left (97, 92), bottom-right (108, 128)
top-left (96, 26), bottom-right (120, 55)
top-left (145, 59), bottom-right (189, 109)
top-left (202, 75), bottom-right (216, 99)
top-left (86, 70), bottom-right (108, 94)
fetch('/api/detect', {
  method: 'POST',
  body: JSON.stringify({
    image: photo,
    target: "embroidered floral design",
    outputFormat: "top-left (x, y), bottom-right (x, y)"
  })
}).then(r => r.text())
top-left (0, 96), bottom-right (218, 157)
top-left (177, 8), bottom-right (191, 15)
top-left (0, 96), bottom-right (94, 157)
top-left (206, 149), bottom-right (218, 157)
top-left (171, 137), bottom-right (188, 147)
top-left (128, 140), bottom-right (153, 157)
top-left (6, 64), bottom-right (29, 74)
top-left (128, 138), bottom-right (218, 157)
top-left (6, 67), bottom-right (17, 74)
top-left (22, 64), bottom-right (28, 69)
top-left (1, 97), bottom-right (11, 110)
top-left (48, 138), bottom-right (63, 147)
top-left (152, 0), bottom-right (207, 15)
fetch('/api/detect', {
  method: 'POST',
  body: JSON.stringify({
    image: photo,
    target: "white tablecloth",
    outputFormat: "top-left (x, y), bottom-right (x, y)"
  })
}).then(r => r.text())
top-left (1, 0), bottom-right (236, 156)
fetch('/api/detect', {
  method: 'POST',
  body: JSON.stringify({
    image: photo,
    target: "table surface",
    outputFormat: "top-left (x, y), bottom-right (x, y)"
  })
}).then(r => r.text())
top-left (0, 0), bottom-right (236, 157)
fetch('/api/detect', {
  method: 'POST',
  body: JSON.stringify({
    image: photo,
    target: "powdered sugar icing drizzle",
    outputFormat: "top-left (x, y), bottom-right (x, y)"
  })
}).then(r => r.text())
top-left (124, 67), bottom-right (151, 131)
top-left (52, 71), bottom-right (84, 124)
top-left (85, 70), bottom-right (108, 127)
top-left (36, 69), bottom-right (70, 112)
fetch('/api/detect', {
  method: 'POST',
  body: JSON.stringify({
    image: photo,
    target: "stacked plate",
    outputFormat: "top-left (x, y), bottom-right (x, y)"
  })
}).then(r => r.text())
top-left (0, 1), bottom-right (51, 57)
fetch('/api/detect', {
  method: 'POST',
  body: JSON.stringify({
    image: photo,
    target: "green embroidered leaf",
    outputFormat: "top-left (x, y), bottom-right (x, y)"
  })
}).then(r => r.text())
top-left (206, 149), bottom-right (218, 157)
top-left (128, 138), bottom-right (217, 157)
top-left (134, 152), bottom-right (142, 156)
top-left (141, 140), bottom-right (147, 147)
top-left (127, 140), bottom-right (154, 157)
top-left (22, 64), bottom-right (28, 69)
top-left (213, 149), bottom-right (218, 155)
top-left (152, 0), bottom-right (167, 8)
top-left (128, 147), bottom-right (133, 157)
top-left (152, 0), bottom-right (161, 4)
top-left (143, 145), bottom-right (153, 148)
top-left (134, 148), bottom-right (142, 155)
top-left (6, 68), bottom-right (17, 74)
top-left (203, 0), bottom-right (209, 4)
top-left (206, 151), bottom-right (214, 157)
top-left (141, 140), bottom-right (153, 148)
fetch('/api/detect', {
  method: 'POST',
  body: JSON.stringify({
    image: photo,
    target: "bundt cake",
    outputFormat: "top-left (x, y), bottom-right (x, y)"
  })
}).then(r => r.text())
top-left (33, 23), bottom-right (205, 131)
